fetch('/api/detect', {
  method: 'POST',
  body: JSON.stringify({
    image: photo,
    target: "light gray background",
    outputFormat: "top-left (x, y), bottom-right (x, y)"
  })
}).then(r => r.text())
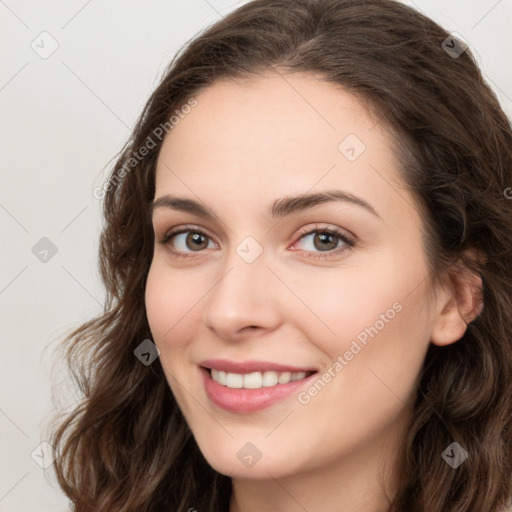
top-left (1, 0), bottom-right (511, 510)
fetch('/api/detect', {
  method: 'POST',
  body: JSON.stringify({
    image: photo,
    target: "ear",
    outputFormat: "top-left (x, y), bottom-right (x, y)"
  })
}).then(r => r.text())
top-left (430, 249), bottom-right (485, 347)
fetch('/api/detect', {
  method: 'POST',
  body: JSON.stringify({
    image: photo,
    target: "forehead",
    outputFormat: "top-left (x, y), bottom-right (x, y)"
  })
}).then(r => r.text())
top-left (154, 71), bottom-right (414, 222)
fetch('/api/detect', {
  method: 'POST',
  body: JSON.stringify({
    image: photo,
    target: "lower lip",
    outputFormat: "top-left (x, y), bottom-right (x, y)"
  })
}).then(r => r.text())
top-left (199, 366), bottom-right (317, 413)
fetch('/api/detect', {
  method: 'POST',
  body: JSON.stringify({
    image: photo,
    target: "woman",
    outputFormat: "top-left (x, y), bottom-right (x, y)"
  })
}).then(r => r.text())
top-left (50, 0), bottom-right (512, 510)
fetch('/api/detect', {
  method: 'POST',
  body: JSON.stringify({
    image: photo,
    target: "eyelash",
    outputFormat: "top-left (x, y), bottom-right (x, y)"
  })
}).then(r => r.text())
top-left (157, 224), bottom-right (356, 260)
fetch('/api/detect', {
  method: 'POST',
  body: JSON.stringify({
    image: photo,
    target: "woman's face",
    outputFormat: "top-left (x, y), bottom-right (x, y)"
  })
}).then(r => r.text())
top-left (145, 71), bottom-right (439, 480)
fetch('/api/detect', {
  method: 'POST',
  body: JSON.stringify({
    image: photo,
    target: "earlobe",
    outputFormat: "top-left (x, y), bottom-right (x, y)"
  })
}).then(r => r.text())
top-left (430, 252), bottom-right (485, 347)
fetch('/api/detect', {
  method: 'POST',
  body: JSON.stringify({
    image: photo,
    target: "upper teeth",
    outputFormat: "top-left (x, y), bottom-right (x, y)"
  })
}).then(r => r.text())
top-left (210, 369), bottom-right (309, 389)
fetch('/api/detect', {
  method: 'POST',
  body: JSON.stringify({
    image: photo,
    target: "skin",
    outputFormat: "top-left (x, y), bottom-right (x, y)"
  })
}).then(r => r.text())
top-left (145, 71), bottom-right (482, 512)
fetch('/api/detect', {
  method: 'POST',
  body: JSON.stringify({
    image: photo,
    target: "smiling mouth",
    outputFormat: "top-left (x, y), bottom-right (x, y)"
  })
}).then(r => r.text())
top-left (203, 367), bottom-right (317, 389)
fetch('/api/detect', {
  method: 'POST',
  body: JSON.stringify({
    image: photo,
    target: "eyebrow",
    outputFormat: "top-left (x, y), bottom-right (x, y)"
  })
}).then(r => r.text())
top-left (149, 190), bottom-right (382, 221)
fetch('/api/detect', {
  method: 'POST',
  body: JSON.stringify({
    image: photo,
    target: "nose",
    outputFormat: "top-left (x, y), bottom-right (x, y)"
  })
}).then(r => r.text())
top-left (201, 249), bottom-right (281, 340)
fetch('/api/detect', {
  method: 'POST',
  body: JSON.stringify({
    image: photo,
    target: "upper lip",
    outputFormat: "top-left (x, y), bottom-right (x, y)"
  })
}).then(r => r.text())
top-left (199, 359), bottom-right (318, 374)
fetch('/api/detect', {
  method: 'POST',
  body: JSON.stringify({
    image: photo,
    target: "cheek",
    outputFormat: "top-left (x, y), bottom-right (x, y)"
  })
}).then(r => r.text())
top-left (290, 260), bottom-right (402, 347)
top-left (144, 261), bottom-right (204, 415)
top-left (144, 261), bottom-right (202, 351)
top-left (298, 249), bottom-right (432, 373)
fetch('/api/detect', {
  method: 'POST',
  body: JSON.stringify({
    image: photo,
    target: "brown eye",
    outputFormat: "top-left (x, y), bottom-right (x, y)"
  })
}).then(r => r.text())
top-left (312, 232), bottom-right (339, 251)
top-left (182, 232), bottom-right (209, 251)
top-left (159, 226), bottom-right (216, 258)
top-left (292, 225), bottom-right (356, 260)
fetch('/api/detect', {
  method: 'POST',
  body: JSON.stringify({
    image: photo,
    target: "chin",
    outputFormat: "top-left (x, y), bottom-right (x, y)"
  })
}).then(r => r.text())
top-left (198, 442), bottom-right (298, 479)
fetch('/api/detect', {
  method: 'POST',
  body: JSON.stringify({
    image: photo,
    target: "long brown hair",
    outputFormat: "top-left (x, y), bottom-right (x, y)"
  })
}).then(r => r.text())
top-left (48, 0), bottom-right (512, 510)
